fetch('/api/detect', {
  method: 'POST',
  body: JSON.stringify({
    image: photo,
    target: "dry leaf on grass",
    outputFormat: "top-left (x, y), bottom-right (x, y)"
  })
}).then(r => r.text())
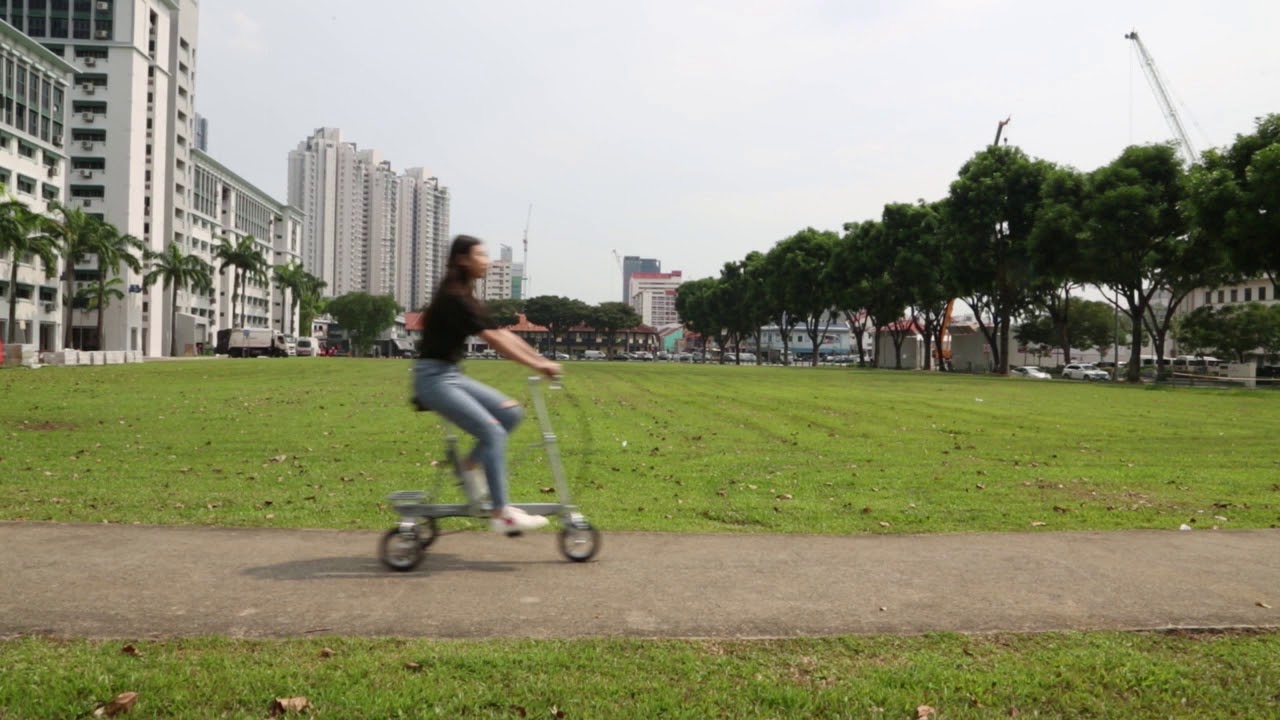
top-left (1258, 601), bottom-right (1272, 609)
top-left (93, 691), bottom-right (138, 717)
top-left (269, 696), bottom-right (311, 716)
top-left (916, 705), bottom-right (937, 719)
top-left (550, 706), bottom-right (566, 719)
top-left (319, 647), bottom-right (335, 658)
top-left (120, 644), bottom-right (141, 657)
top-left (403, 661), bottom-right (422, 671)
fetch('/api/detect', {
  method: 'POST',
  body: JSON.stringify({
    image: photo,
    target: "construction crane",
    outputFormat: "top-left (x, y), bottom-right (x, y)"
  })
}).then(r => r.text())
top-left (993, 116), bottom-right (1011, 146)
top-left (1125, 30), bottom-right (1198, 165)
top-left (611, 250), bottom-right (624, 301)
top-left (520, 205), bottom-right (532, 297)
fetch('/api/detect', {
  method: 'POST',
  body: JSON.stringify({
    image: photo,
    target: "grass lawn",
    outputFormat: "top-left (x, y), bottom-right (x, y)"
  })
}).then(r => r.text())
top-left (2, 359), bottom-right (1277, 534)
top-left (2, 358), bottom-right (1280, 532)
top-left (4, 360), bottom-right (1280, 718)
top-left (3, 632), bottom-right (1279, 719)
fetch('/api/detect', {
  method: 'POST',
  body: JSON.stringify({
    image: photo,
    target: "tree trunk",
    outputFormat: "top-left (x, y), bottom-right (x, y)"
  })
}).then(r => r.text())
top-left (170, 282), bottom-right (179, 357)
top-left (95, 259), bottom-right (106, 350)
top-left (62, 268), bottom-right (74, 348)
top-left (6, 261), bottom-right (18, 344)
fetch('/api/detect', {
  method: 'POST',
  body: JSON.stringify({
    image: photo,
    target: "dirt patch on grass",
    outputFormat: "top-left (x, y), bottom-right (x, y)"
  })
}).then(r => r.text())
top-left (16, 420), bottom-right (78, 431)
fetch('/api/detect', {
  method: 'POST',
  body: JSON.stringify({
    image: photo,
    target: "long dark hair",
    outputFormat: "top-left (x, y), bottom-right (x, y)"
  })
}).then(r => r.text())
top-left (439, 235), bottom-right (483, 296)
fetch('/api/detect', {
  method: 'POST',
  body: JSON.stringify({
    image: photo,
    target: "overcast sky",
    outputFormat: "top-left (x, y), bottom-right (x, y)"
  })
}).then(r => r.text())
top-left (195, 1), bottom-right (1280, 305)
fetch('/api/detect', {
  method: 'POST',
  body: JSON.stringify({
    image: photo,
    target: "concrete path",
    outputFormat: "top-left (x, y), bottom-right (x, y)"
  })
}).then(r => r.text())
top-left (1, 522), bottom-right (1276, 639)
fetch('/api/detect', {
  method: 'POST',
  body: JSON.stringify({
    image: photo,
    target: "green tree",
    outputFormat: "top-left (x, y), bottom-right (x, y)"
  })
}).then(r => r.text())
top-left (1016, 299), bottom-right (1116, 360)
top-left (1184, 114), bottom-right (1280, 290)
top-left (828, 223), bottom-right (875, 366)
top-left (272, 261), bottom-right (308, 337)
top-left (850, 218), bottom-right (914, 368)
top-left (884, 201), bottom-right (951, 370)
top-left (716, 258), bottom-right (764, 364)
top-left (44, 204), bottom-right (101, 348)
top-left (296, 271), bottom-right (327, 340)
top-left (487, 298), bottom-right (525, 328)
top-left (214, 235), bottom-right (268, 328)
top-left (587, 302), bottom-right (641, 358)
top-left (523, 295), bottom-right (589, 356)
top-left (1173, 303), bottom-right (1280, 363)
top-left (144, 241), bottom-right (214, 357)
top-left (1028, 165), bottom-right (1090, 365)
top-left (88, 225), bottom-right (144, 349)
top-left (0, 197), bottom-right (58, 345)
top-left (673, 277), bottom-right (720, 357)
top-left (1080, 144), bottom-right (1186, 382)
top-left (326, 292), bottom-right (399, 357)
top-left (944, 145), bottom-right (1051, 374)
top-left (767, 228), bottom-right (837, 366)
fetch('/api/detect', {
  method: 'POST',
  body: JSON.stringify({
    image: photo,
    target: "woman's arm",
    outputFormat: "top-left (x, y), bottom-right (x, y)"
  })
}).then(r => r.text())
top-left (478, 329), bottom-right (560, 376)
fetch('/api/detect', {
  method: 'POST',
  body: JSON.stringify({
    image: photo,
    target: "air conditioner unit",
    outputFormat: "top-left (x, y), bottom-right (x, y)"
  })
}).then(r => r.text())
top-left (43, 302), bottom-right (57, 313)
top-left (82, 199), bottom-right (92, 207)
top-left (95, 29), bottom-right (110, 39)
top-left (52, 134), bottom-right (62, 146)
top-left (47, 165), bottom-right (59, 178)
top-left (82, 112), bottom-right (95, 122)
top-left (84, 56), bottom-right (97, 66)
top-left (79, 169), bottom-right (94, 178)
top-left (82, 84), bottom-right (95, 94)
top-left (81, 140), bottom-right (94, 150)
top-left (96, 0), bottom-right (109, 9)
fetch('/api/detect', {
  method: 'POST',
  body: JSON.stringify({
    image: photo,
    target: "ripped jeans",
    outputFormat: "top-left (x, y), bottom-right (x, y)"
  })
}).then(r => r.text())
top-left (412, 359), bottom-right (524, 508)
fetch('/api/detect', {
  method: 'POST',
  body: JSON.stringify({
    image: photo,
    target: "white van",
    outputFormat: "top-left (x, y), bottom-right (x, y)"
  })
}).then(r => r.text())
top-left (582, 350), bottom-right (606, 360)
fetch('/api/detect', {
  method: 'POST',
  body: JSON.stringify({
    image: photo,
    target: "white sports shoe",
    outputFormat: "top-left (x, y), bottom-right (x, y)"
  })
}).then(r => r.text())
top-left (490, 508), bottom-right (550, 536)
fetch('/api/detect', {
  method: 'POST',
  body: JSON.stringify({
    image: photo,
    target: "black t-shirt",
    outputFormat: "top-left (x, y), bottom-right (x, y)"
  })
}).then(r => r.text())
top-left (418, 291), bottom-right (496, 362)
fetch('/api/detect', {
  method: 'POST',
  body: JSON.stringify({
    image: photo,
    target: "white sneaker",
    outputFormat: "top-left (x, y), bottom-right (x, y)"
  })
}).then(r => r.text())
top-left (490, 508), bottom-right (549, 536)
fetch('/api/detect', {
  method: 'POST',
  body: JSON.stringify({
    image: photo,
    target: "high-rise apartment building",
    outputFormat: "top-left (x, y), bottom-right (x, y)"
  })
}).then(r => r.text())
top-left (0, 21), bottom-right (73, 351)
top-left (4, 0), bottom-right (201, 355)
top-left (480, 244), bottom-right (513, 301)
top-left (289, 129), bottom-right (450, 308)
top-left (622, 255), bottom-right (660, 303)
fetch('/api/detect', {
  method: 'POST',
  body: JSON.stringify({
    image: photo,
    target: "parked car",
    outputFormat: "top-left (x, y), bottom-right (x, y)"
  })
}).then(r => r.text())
top-left (633, 351), bottom-right (654, 361)
top-left (542, 351), bottom-right (570, 361)
top-left (294, 338), bottom-right (318, 357)
top-left (1012, 366), bottom-right (1051, 380)
top-left (582, 350), bottom-right (606, 360)
top-left (1062, 363), bottom-right (1109, 381)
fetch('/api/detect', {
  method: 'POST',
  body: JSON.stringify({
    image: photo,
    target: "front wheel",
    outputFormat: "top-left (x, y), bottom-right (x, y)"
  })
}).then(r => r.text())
top-left (380, 527), bottom-right (424, 571)
top-left (559, 522), bottom-right (600, 562)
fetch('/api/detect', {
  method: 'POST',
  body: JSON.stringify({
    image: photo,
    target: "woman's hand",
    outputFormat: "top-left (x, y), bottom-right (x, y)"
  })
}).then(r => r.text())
top-left (537, 359), bottom-right (563, 378)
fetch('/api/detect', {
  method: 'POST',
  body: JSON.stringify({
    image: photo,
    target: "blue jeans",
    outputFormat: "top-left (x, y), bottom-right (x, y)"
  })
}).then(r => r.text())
top-left (412, 359), bottom-right (523, 508)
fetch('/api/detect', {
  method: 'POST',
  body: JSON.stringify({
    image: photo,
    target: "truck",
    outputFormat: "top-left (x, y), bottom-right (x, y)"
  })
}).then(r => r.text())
top-left (216, 328), bottom-right (293, 358)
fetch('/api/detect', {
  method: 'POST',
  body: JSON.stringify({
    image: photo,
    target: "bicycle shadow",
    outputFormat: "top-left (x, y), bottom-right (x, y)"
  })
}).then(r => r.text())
top-left (242, 552), bottom-right (561, 581)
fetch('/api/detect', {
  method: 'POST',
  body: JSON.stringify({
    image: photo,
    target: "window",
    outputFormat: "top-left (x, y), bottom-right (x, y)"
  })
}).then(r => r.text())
top-left (1204, 292), bottom-right (1211, 305)
top-left (1245, 288), bottom-right (1252, 302)
top-left (1218, 290), bottom-right (1225, 303)
top-left (27, 16), bottom-right (46, 36)
top-left (17, 142), bottom-right (34, 158)
top-left (1261, 286), bottom-right (1268, 301)
top-left (68, 184), bottom-right (104, 197)
top-left (42, 183), bottom-right (59, 201)
top-left (1230, 289), bottom-right (1238, 302)
top-left (71, 157), bottom-right (104, 169)
top-left (16, 174), bottom-right (35, 194)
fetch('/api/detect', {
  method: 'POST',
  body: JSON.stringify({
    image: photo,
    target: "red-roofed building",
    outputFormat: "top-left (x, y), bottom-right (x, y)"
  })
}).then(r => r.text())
top-left (501, 314), bottom-right (659, 358)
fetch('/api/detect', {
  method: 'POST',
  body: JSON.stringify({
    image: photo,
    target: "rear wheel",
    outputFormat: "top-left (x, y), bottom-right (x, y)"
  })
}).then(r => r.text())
top-left (559, 521), bottom-right (600, 562)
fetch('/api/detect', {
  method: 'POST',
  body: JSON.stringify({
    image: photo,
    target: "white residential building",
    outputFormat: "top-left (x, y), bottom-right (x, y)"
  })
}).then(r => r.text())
top-left (5, 0), bottom-right (200, 355)
top-left (188, 148), bottom-right (303, 353)
top-left (395, 166), bottom-right (449, 311)
top-left (289, 129), bottom-right (451, 308)
top-left (629, 270), bottom-right (684, 326)
top-left (0, 19), bottom-right (73, 351)
top-left (480, 258), bottom-right (513, 301)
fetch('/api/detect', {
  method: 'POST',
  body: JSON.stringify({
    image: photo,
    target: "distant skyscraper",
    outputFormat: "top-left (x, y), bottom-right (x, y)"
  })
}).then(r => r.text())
top-left (629, 271), bottom-right (684, 326)
top-left (288, 129), bottom-right (450, 304)
top-left (194, 113), bottom-right (208, 151)
top-left (622, 256), bottom-right (661, 303)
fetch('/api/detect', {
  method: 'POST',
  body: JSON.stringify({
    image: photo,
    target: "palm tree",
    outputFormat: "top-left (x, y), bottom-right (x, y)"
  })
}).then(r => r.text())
top-left (0, 197), bottom-right (59, 345)
top-left (297, 271), bottom-right (327, 340)
top-left (272, 261), bottom-right (307, 336)
top-left (144, 241), bottom-right (213, 357)
top-left (88, 225), bottom-right (145, 350)
top-left (213, 235), bottom-right (268, 328)
top-left (43, 204), bottom-right (102, 348)
top-left (73, 276), bottom-right (125, 322)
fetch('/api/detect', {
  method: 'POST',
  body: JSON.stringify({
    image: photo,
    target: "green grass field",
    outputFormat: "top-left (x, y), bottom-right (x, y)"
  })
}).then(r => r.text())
top-left (3, 359), bottom-right (1278, 533)
top-left (4, 360), bottom-right (1279, 719)
top-left (3, 632), bottom-right (1279, 719)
